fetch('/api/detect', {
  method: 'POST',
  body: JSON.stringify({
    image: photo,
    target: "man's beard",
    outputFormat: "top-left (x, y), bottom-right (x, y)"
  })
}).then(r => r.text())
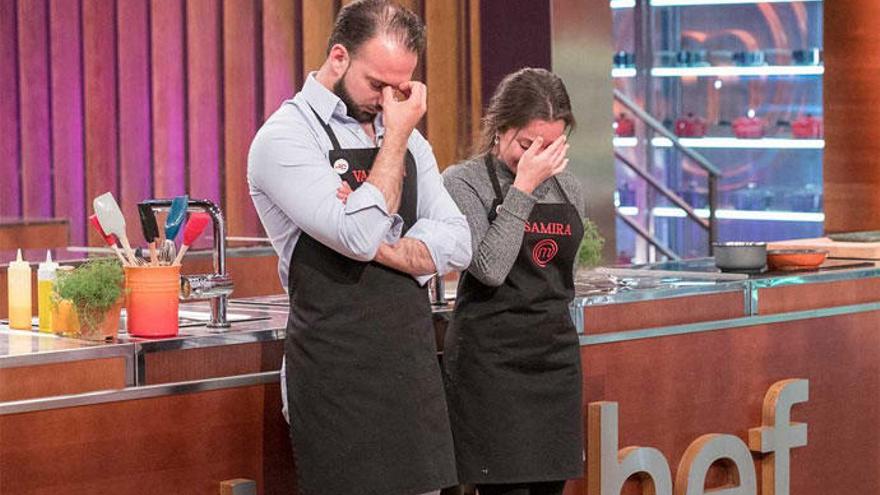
top-left (333, 74), bottom-right (376, 123)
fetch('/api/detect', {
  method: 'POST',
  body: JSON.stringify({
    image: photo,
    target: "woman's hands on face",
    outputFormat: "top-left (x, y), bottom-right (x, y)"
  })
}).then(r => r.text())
top-left (512, 135), bottom-right (570, 195)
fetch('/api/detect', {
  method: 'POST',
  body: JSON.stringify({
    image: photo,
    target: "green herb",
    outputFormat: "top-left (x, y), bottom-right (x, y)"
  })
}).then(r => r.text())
top-left (53, 258), bottom-right (125, 331)
top-left (577, 219), bottom-right (605, 268)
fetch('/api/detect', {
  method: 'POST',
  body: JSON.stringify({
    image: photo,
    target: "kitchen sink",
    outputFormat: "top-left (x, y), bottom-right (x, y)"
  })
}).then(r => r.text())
top-left (176, 310), bottom-right (270, 328)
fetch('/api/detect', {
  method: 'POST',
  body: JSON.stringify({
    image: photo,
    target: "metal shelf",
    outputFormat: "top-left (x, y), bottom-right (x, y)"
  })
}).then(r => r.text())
top-left (613, 137), bottom-right (825, 150)
top-left (652, 65), bottom-right (823, 77)
top-left (652, 137), bottom-right (824, 149)
top-left (613, 66), bottom-right (824, 78)
top-left (617, 206), bottom-right (825, 223)
top-left (611, 0), bottom-right (820, 8)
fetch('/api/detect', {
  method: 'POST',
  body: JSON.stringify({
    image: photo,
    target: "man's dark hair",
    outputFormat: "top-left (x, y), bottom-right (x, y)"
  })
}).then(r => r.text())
top-left (327, 0), bottom-right (426, 56)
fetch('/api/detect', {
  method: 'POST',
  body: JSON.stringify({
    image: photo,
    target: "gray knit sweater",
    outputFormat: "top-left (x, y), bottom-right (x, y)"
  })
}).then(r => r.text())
top-left (442, 155), bottom-right (587, 287)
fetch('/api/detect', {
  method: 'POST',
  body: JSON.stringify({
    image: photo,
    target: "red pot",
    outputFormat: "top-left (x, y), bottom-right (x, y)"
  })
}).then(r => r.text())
top-left (792, 114), bottom-right (823, 139)
top-left (674, 113), bottom-right (707, 137)
top-left (614, 113), bottom-right (635, 137)
top-left (733, 116), bottom-right (765, 139)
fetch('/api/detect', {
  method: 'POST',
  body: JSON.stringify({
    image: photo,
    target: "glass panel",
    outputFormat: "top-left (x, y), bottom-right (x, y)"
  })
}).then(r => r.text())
top-left (612, 0), bottom-right (823, 262)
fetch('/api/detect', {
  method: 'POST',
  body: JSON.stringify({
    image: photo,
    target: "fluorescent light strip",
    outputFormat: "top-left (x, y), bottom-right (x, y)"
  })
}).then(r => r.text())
top-left (652, 137), bottom-right (825, 149)
top-left (610, 0), bottom-right (636, 7)
top-left (651, 65), bottom-right (824, 77)
top-left (612, 67), bottom-right (637, 78)
top-left (651, 0), bottom-right (821, 6)
top-left (618, 206), bottom-right (825, 222)
top-left (613, 137), bottom-right (638, 147)
top-left (713, 209), bottom-right (825, 222)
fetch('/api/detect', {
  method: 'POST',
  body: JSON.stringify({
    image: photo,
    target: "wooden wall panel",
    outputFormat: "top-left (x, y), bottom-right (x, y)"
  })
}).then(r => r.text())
top-left (117, 0), bottom-right (153, 225)
top-left (301, 0), bottom-right (336, 77)
top-left (0, 0), bottom-right (21, 218)
top-left (223, 0), bottom-right (261, 237)
top-left (2, 0), bottom-right (482, 248)
top-left (469, 0), bottom-right (481, 149)
top-left (186, 0), bottom-right (222, 206)
top-left (82, 0), bottom-right (119, 245)
top-left (823, 2), bottom-right (880, 232)
top-left (0, 218), bottom-right (68, 251)
top-left (17, 0), bottom-right (52, 218)
top-left (426, 0), bottom-right (470, 169)
top-left (49, 0), bottom-right (85, 245)
top-left (262, 0), bottom-right (299, 120)
top-left (151, 0), bottom-right (187, 199)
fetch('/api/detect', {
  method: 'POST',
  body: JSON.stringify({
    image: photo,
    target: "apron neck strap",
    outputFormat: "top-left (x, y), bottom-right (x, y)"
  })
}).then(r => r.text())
top-left (551, 176), bottom-right (575, 207)
top-left (484, 154), bottom-right (505, 221)
top-left (309, 104), bottom-right (342, 151)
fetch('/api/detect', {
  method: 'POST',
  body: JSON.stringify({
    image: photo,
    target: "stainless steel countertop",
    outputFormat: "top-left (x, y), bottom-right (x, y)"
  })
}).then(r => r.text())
top-left (0, 297), bottom-right (455, 369)
top-left (3, 258), bottom-right (879, 368)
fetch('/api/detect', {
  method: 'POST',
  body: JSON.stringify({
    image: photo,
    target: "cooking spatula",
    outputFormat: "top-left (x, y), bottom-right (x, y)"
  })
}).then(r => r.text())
top-left (173, 213), bottom-right (211, 266)
top-left (92, 192), bottom-right (138, 265)
top-left (165, 195), bottom-right (189, 242)
top-left (137, 203), bottom-right (161, 266)
top-left (89, 213), bottom-right (128, 265)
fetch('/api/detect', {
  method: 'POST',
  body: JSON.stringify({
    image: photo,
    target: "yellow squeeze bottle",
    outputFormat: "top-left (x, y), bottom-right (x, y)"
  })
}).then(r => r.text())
top-left (38, 250), bottom-right (59, 332)
top-left (8, 249), bottom-right (33, 330)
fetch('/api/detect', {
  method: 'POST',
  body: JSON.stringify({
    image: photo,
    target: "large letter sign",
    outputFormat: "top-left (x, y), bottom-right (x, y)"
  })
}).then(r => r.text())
top-left (587, 379), bottom-right (809, 495)
top-left (747, 379), bottom-right (809, 495)
top-left (588, 401), bottom-right (674, 495)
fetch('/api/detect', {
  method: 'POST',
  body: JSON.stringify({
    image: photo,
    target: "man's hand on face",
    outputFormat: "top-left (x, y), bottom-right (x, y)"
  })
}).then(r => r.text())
top-left (381, 81), bottom-right (427, 141)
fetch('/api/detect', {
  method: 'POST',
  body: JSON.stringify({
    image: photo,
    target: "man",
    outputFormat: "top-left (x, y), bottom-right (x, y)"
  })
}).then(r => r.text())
top-left (247, 1), bottom-right (471, 494)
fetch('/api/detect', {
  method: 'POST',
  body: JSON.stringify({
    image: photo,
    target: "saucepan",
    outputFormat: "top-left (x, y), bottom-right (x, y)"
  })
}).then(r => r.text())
top-left (713, 241), bottom-right (767, 273)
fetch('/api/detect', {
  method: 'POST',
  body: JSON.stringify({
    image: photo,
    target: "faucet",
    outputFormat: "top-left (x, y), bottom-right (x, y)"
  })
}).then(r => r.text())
top-left (140, 198), bottom-right (234, 329)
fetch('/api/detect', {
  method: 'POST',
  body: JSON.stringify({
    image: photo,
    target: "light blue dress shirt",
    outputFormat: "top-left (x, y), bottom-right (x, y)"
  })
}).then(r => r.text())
top-left (248, 73), bottom-right (472, 289)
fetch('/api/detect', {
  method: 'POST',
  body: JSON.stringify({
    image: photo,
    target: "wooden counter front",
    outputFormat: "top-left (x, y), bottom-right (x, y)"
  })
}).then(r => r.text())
top-left (143, 340), bottom-right (283, 385)
top-left (582, 291), bottom-right (745, 335)
top-left (564, 274), bottom-right (880, 495)
top-left (0, 356), bottom-right (126, 402)
top-left (0, 383), bottom-right (295, 494)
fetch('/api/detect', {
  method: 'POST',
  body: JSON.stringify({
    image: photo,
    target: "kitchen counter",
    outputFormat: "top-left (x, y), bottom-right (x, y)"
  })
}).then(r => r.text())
top-left (0, 297), bottom-right (456, 391)
top-left (3, 258), bottom-right (880, 494)
top-left (4, 257), bottom-right (880, 373)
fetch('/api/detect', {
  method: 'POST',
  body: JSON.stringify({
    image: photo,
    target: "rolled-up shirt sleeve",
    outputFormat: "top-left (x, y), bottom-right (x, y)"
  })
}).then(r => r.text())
top-left (248, 118), bottom-right (396, 262)
top-left (402, 133), bottom-right (473, 285)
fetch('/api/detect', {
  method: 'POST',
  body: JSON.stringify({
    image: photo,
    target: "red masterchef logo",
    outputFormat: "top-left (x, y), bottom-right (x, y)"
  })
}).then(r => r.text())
top-left (532, 238), bottom-right (558, 268)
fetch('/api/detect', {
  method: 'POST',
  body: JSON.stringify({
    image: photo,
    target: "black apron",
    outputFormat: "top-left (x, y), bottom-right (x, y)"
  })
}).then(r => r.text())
top-left (284, 109), bottom-right (457, 495)
top-left (443, 155), bottom-right (585, 484)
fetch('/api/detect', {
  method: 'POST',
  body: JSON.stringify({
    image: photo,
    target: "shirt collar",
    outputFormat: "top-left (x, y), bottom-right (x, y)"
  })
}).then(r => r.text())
top-left (301, 73), bottom-right (344, 124)
top-left (301, 72), bottom-right (385, 137)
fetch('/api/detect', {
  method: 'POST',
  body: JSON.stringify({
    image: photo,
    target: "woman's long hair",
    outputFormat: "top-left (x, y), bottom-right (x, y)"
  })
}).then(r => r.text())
top-left (476, 68), bottom-right (576, 156)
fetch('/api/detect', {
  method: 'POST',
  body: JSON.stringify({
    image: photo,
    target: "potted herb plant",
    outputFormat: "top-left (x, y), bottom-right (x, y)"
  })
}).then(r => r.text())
top-left (52, 258), bottom-right (125, 341)
top-left (577, 219), bottom-right (605, 269)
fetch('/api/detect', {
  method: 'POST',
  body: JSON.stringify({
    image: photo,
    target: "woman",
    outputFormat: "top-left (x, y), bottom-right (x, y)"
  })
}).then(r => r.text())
top-left (441, 68), bottom-right (586, 495)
